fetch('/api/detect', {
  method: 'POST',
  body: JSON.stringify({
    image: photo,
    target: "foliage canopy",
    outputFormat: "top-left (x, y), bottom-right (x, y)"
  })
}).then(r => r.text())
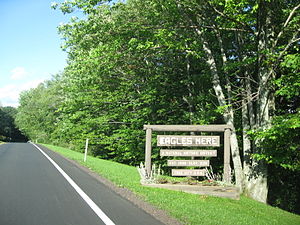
top-left (16, 0), bottom-right (300, 213)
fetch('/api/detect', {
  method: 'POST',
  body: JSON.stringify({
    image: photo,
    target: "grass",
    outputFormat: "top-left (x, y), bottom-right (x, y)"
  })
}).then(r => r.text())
top-left (43, 144), bottom-right (300, 225)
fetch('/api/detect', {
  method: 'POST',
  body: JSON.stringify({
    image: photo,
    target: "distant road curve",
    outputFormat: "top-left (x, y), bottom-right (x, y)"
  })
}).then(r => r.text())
top-left (0, 143), bottom-right (164, 225)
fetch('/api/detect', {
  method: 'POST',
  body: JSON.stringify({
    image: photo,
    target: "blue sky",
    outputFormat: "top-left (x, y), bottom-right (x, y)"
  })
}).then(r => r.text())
top-left (0, 0), bottom-right (72, 107)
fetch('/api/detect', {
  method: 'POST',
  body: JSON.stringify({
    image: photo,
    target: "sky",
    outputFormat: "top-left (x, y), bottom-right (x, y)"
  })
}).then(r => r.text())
top-left (0, 0), bottom-right (73, 107)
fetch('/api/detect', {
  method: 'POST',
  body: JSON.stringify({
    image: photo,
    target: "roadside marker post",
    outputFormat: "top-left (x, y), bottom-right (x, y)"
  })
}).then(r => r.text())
top-left (84, 138), bottom-right (89, 163)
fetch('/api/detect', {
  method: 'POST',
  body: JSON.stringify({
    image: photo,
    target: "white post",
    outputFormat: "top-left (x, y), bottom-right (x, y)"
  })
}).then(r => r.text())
top-left (145, 128), bottom-right (152, 178)
top-left (224, 129), bottom-right (231, 184)
top-left (84, 138), bottom-right (89, 162)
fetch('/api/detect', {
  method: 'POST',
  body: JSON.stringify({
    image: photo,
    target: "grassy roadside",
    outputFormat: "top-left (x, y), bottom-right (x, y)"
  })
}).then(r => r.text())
top-left (42, 144), bottom-right (300, 225)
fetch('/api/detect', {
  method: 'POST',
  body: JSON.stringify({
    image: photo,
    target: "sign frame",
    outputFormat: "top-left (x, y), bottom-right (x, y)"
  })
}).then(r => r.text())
top-left (144, 125), bottom-right (232, 184)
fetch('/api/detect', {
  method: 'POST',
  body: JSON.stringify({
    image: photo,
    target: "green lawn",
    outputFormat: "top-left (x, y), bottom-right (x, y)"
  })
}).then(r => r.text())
top-left (42, 144), bottom-right (300, 225)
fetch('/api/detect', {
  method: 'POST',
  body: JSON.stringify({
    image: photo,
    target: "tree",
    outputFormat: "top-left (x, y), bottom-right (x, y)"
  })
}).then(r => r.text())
top-left (16, 76), bottom-right (63, 143)
top-left (145, 0), bottom-right (299, 202)
top-left (15, 0), bottom-right (299, 208)
top-left (51, 0), bottom-right (219, 164)
top-left (0, 106), bottom-right (27, 142)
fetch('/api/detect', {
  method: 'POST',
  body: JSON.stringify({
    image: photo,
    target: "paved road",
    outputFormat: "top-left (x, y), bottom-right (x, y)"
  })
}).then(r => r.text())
top-left (0, 143), bottom-right (164, 225)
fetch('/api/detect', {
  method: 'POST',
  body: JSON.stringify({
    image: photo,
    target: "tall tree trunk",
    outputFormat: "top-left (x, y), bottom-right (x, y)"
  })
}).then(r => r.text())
top-left (236, 25), bottom-right (268, 202)
top-left (241, 71), bottom-right (255, 192)
top-left (182, 10), bottom-right (244, 188)
top-left (243, 71), bottom-right (268, 203)
top-left (183, 45), bottom-right (195, 124)
top-left (201, 36), bottom-right (244, 190)
top-left (244, 0), bottom-right (270, 203)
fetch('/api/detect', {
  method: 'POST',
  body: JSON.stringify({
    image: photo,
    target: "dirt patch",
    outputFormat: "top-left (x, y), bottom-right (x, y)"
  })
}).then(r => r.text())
top-left (142, 183), bottom-right (240, 200)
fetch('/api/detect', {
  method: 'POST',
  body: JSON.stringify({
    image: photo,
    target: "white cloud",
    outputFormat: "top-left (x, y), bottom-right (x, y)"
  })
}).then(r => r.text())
top-left (10, 67), bottom-right (29, 80)
top-left (20, 79), bottom-right (45, 90)
top-left (0, 79), bottom-right (45, 107)
top-left (0, 84), bottom-right (19, 107)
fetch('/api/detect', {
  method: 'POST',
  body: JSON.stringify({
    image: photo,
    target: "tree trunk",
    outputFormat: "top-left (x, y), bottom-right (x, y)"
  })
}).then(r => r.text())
top-left (242, 72), bottom-right (268, 203)
top-left (183, 45), bottom-right (195, 124)
top-left (244, 0), bottom-right (270, 203)
top-left (201, 36), bottom-right (244, 190)
top-left (242, 84), bottom-right (252, 190)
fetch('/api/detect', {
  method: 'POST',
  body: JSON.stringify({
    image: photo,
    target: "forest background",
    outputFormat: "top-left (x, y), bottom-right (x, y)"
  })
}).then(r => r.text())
top-left (1, 0), bottom-right (299, 214)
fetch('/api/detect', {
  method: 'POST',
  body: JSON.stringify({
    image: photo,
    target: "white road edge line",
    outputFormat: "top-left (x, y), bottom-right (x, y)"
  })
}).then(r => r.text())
top-left (31, 142), bottom-right (115, 225)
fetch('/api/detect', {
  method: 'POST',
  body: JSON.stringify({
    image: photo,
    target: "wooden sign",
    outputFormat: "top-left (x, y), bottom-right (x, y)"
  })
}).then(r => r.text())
top-left (144, 125), bottom-right (232, 183)
top-left (172, 169), bottom-right (206, 176)
top-left (157, 135), bottom-right (220, 147)
top-left (160, 150), bottom-right (217, 157)
top-left (167, 160), bottom-right (210, 167)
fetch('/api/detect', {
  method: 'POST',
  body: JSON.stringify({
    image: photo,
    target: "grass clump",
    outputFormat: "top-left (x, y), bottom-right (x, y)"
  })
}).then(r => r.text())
top-left (43, 144), bottom-right (300, 225)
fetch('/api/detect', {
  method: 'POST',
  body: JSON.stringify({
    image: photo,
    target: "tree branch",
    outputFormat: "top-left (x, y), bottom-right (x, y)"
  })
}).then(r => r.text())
top-left (277, 35), bottom-right (300, 63)
top-left (274, 3), bottom-right (300, 48)
top-left (208, 4), bottom-right (255, 34)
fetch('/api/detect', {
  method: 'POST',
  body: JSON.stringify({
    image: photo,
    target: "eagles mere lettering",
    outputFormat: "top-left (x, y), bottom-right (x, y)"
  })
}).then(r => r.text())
top-left (157, 135), bottom-right (220, 147)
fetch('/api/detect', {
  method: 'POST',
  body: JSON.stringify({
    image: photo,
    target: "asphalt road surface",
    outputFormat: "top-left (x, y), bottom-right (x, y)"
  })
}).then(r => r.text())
top-left (0, 143), bottom-right (164, 225)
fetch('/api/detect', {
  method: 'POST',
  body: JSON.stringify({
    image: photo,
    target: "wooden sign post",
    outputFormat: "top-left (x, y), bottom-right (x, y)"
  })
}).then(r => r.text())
top-left (144, 125), bottom-right (233, 184)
